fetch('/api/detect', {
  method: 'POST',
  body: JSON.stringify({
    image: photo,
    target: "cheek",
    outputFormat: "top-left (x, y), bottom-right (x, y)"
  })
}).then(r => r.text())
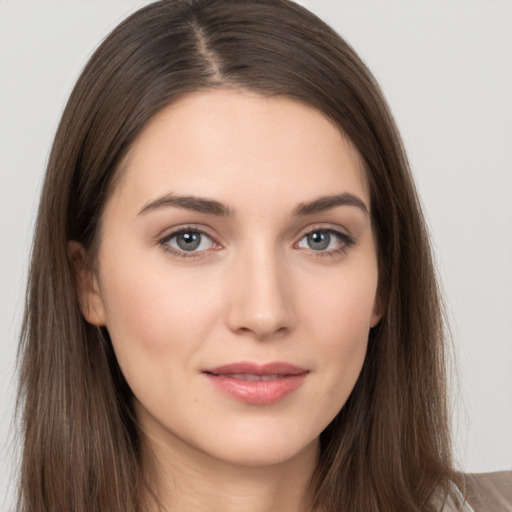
top-left (306, 259), bottom-right (378, 339)
top-left (301, 262), bottom-right (377, 402)
top-left (97, 253), bottom-right (221, 381)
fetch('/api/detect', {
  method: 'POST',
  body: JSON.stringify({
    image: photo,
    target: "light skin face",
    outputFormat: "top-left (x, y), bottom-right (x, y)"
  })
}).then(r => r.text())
top-left (72, 89), bottom-right (381, 512)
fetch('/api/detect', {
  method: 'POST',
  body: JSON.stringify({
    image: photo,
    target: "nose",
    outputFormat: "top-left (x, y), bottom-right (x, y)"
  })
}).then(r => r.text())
top-left (225, 246), bottom-right (296, 340)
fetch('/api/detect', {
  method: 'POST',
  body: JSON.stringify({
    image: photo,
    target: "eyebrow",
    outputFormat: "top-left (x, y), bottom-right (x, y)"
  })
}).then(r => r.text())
top-left (293, 193), bottom-right (369, 217)
top-left (138, 193), bottom-right (234, 216)
top-left (137, 192), bottom-right (369, 217)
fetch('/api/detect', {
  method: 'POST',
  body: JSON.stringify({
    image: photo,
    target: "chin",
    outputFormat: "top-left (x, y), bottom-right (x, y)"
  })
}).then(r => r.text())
top-left (198, 426), bottom-right (320, 468)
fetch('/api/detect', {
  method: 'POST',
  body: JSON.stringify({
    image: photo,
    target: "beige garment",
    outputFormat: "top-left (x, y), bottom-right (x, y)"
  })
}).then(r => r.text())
top-left (440, 471), bottom-right (512, 512)
top-left (464, 471), bottom-right (512, 512)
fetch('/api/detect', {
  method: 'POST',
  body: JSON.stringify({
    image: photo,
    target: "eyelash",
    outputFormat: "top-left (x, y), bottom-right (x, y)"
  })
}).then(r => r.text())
top-left (158, 226), bottom-right (355, 259)
top-left (159, 226), bottom-right (218, 259)
top-left (296, 228), bottom-right (355, 259)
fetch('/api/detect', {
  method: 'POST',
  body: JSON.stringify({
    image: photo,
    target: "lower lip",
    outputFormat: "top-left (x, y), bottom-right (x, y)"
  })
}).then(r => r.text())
top-left (204, 373), bottom-right (308, 404)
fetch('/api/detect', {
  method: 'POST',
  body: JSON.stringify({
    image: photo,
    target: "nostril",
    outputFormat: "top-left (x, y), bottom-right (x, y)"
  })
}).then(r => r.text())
top-left (235, 324), bottom-right (290, 341)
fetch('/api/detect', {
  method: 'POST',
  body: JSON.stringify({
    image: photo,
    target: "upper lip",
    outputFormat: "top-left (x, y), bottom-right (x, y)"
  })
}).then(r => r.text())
top-left (203, 361), bottom-right (308, 376)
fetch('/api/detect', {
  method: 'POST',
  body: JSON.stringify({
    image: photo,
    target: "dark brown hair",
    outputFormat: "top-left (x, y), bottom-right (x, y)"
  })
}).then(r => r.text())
top-left (18, 1), bottom-right (460, 510)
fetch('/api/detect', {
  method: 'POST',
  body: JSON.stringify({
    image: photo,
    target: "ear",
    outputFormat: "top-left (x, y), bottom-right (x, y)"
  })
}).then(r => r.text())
top-left (369, 295), bottom-right (384, 328)
top-left (67, 241), bottom-right (107, 326)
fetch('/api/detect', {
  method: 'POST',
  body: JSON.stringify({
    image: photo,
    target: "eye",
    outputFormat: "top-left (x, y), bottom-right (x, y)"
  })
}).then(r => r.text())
top-left (296, 228), bottom-right (354, 253)
top-left (160, 228), bottom-right (217, 256)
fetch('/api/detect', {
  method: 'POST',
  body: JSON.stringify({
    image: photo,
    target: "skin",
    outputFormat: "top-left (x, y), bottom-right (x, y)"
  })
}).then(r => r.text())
top-left (73, 89), bottom-right (381, 512)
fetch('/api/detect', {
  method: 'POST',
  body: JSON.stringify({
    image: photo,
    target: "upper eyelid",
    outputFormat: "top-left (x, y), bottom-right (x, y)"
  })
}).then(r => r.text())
top-left (159, 223), bottom-right (349, 237)
top-left (295, 223), bottom-right (352, 239)
top-left (296, 227), bottom-right (354, 245)
top-left (158, 224), bottom-right (218, 242)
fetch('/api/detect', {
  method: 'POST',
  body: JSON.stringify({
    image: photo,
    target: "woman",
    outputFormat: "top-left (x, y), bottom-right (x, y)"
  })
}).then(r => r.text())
top-left (16, 1), bottom-right (511, 511)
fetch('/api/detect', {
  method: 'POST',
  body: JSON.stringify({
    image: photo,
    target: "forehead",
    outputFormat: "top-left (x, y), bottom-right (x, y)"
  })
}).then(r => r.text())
top-left (111, 89), bottom-right (369, 215)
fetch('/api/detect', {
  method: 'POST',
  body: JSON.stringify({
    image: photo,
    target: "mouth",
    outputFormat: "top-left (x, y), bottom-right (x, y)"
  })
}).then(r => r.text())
top-left (213, 373), bottom-right (288, 381)
top-left (202, 362), bottom-right (309, 404)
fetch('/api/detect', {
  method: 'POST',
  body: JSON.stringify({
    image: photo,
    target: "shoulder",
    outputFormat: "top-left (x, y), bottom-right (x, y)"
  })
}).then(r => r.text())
top-left (463, 471), bottom-right (512, 512)
top-left (437, 471), bottom-right (512, 512)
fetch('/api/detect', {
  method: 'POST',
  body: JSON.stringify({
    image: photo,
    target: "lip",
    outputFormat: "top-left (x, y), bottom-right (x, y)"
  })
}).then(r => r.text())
top-left (202, 361), bottom-right (309, 405)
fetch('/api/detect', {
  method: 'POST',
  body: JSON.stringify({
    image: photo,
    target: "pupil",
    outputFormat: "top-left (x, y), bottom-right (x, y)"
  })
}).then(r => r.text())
top-left (308, 231), bottom-right (330, 251)
top-left (177, 232), bottom-right (201, 251)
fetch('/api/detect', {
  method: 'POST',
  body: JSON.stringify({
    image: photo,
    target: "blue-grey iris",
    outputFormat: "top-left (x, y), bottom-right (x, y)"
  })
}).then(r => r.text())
top-left (177, 232), bottom-right (201, 251)
top-left (307, 231), bottom-right (330, 251)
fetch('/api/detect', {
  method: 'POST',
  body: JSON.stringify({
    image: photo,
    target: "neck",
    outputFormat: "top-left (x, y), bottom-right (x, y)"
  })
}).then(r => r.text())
top-left (141, 433), bottom-right (320, 512)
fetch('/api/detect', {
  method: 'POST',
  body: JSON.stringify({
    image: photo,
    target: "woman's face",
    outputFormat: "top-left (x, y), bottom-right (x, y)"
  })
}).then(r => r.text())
top-left (81, 90), bottom-right (380, 468)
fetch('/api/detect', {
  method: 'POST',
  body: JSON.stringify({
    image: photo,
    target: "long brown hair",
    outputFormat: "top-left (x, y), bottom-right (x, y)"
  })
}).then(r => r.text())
top-left (18, 1), bottom-right (460, 510)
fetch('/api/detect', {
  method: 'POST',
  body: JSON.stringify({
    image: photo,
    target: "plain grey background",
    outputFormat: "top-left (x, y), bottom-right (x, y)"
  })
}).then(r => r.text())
top-left (1, 0), bottom-right (511, 509)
